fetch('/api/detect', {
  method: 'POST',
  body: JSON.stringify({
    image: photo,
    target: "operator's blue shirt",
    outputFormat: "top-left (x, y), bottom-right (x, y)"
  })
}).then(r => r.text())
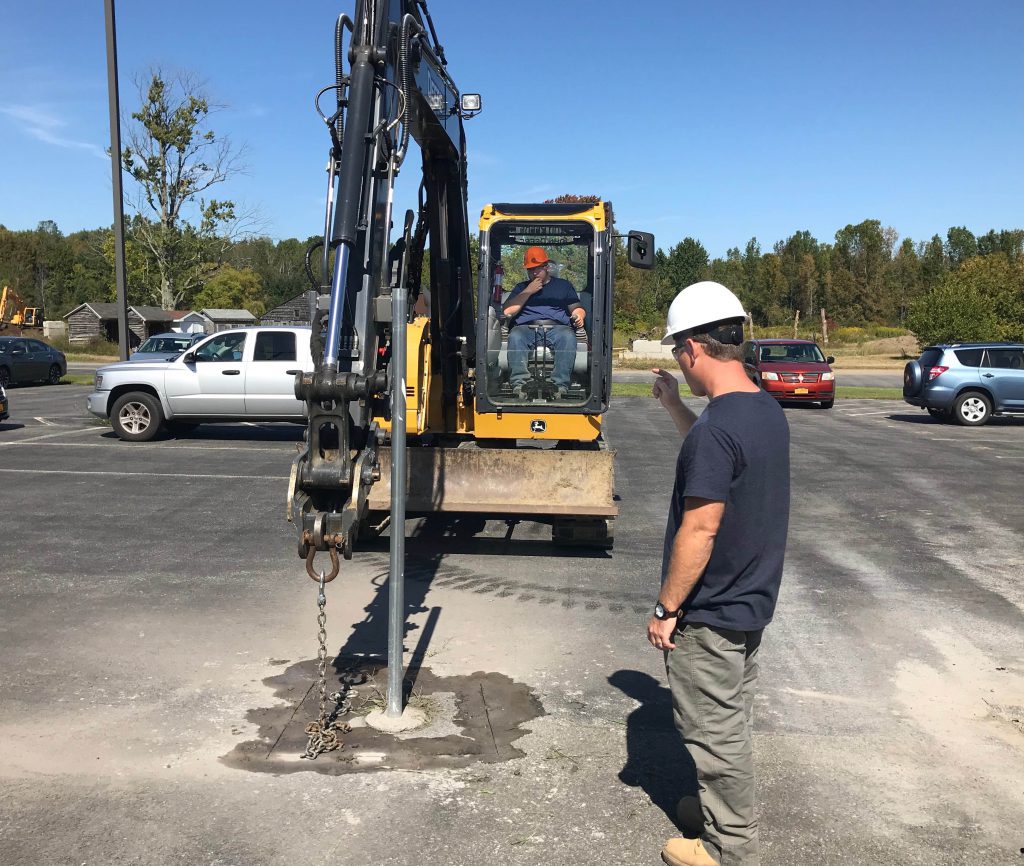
top-left (662, 389), bottom-right (790, 631)
top-left (507, 276), bottom-right (579, 326)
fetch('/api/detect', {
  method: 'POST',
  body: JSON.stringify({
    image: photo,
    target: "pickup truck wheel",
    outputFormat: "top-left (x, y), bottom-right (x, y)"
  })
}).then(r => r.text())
top-left (47, 364), bottom-right (62, 385)
top-left (953, 391), bottom-right (991, 426)
top-left (0, 366), bottom-right (10, 387)
top-left (111, 391), bottom-right (164, 442)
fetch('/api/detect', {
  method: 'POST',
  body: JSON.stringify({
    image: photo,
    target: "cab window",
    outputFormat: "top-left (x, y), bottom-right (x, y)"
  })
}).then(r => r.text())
top-left (253, 331), bottom-right (296, 362)
top-left (193, 332), bottom-right (246, 362)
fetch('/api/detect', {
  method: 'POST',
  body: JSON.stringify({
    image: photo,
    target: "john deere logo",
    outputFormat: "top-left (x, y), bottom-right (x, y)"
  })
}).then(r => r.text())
top-left (530, 419), bottom-right (546, 433)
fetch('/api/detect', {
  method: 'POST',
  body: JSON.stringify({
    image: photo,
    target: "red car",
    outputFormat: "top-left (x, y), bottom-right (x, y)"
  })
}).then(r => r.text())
top-left (742, 339), bottom-right (835, 408)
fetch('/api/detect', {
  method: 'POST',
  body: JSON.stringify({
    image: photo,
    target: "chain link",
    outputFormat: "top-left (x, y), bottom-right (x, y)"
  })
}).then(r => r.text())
top-left (301, 571), bottom-right (349, 760)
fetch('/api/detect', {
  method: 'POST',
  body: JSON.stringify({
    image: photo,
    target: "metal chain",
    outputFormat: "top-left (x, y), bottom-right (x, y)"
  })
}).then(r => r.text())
top-left (301, 571), bottom-right (348, 760)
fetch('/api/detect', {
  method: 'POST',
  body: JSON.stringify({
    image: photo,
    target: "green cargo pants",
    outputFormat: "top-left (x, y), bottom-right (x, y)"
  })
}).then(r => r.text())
top-left (664, 623), bottom-right (763, 866)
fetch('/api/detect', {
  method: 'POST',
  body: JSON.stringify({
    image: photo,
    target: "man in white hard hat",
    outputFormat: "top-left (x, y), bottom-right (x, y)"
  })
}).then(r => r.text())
top-left (648, 281), bottom-right (790, 866)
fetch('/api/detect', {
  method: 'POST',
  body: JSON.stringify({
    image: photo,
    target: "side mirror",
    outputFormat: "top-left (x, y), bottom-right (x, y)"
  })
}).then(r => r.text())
top-left (826, 356), bottom-right (835, 365)
top-left (183, 351), bottom-right (198, 363)
top-left (627, 231), bottom-right (655, 270)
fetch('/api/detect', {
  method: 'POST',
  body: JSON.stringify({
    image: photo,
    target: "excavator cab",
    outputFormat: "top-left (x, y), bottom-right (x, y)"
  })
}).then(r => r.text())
top-left (475, 202), bottom-right (653, 428)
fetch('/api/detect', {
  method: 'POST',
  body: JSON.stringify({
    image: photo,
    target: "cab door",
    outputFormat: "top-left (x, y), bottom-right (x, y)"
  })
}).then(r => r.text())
top-left (245, 330), bottom-right (305, 417)
top-left (165, 331), bottom-right (248, 415)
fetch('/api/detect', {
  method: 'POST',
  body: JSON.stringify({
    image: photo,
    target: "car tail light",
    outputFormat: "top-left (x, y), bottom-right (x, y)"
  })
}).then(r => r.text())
top-left (927, 366), bottom-right (948, 381)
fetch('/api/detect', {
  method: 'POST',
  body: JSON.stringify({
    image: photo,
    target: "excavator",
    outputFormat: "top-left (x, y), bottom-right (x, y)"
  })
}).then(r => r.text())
top-left (0, 287), bottom-right (43, 333)
top-left (287, 0), bottom-right (654, 575)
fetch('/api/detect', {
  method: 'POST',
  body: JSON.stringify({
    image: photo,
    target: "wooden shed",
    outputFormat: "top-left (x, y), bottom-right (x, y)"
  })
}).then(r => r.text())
top-left (188, 308), bottom-right (258, 334)
top-left (261, 291), bottom-right (316, 326)
top-left (64, 303), bottom-right (189, 346)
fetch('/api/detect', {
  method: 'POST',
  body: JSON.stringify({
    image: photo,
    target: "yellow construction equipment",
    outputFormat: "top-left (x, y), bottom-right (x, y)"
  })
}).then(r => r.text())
top-left (0, 286), bottom-right (42, 332)
top-left (288, 1), bottom-right (654, 564)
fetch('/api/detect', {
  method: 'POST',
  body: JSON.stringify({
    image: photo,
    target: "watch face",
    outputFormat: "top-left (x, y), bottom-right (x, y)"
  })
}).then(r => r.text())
top-left (655, 602), bottom-right (666, 619)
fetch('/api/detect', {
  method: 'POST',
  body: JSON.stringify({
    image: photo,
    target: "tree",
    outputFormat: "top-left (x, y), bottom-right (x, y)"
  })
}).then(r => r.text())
top-left (832, 220), bottom-right (895, 321)
top-left (945, 226), bottom-right (978, 268)
top-left (121, 70), bottom-right (249, 309)
top-left (918, 234), bottom-right (947, 291)
top-left (888, 239), bottom-right (922, 323)
top-left (907, 253), bottom-right (1024, 345)
top-left (192, 265), bottom-right (266, 316)
top-left (662, 238), bottom-right (709, 293)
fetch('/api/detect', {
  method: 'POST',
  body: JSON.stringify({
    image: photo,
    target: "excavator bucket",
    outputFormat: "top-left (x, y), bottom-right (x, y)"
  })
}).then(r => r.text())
top-left (368, 445), bottom-right (617, 519)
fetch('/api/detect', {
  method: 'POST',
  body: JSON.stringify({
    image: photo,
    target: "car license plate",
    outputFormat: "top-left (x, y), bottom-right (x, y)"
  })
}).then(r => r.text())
top-left (794, 387), bottom-right (809, 395)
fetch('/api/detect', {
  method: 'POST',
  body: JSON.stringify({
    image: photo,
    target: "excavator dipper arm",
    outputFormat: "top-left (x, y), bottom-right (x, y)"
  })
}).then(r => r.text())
top-left (289, 0), bottom-right (478, 563)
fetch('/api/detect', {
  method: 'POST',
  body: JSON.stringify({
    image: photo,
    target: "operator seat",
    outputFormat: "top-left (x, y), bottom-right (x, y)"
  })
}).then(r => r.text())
top-left (495, 292), bottom-right (588, 395)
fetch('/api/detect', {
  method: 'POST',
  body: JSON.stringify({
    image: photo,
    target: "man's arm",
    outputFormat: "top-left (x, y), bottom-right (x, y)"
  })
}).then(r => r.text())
top-left (502, 278), bottom-right (543, 317)
top-left (652, 368), bottom-right (698, 436)
top-left (647, 497), bottom-right (724, 650)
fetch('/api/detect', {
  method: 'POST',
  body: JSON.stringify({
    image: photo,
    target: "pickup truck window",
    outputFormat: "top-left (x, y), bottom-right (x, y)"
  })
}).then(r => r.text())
top-left (254, 331), bottom-right (296, 362)
top-left (194, 332), bottom-right (246, 362)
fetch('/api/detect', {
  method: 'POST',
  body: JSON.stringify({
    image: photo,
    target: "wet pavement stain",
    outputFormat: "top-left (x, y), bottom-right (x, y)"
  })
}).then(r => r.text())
top-left (222, 656), bottom-right (545, 774)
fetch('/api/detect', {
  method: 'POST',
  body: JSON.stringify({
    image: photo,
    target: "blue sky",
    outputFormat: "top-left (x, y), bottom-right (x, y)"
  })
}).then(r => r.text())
top-left (1, 0), bottom-right (1022, 258)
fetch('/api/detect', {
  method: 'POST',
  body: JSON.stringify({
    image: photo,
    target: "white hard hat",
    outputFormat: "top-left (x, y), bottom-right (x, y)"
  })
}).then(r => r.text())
top-left (661, 281), bottom-right (748, 345)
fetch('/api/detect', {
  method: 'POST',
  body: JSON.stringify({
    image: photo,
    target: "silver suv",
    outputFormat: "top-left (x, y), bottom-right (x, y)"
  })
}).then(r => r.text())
top-left (903, 343), bottom-right (1024, 425)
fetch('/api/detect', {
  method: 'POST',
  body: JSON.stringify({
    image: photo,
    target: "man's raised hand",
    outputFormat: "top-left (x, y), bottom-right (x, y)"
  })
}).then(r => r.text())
top-left (651, 368), bottom-right (682, 407)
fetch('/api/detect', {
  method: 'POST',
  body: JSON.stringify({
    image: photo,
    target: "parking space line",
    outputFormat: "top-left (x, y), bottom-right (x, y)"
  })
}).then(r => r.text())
top-left (0, 427), bottom-right (100, 445)
top-left (0, 468), bottom-right (288, 480)
top-left (0, 440), bottom-right (292, 453)
top-left (33, 416), bottom-right (57, 426)
top-left (842, 410), bottom-right (897, 416)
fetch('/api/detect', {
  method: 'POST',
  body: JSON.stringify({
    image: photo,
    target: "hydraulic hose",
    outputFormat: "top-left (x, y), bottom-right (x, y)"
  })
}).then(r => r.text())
top-left (334, 14), bottom-right (353, 145)
top-left (395, 13), bottom-right (423, 169)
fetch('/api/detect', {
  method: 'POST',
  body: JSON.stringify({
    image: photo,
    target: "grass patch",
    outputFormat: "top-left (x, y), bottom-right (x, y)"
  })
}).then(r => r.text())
top-left (60, 374), bottom-right (95, 386)
top-left (611, 383), bottom-right (902, 400)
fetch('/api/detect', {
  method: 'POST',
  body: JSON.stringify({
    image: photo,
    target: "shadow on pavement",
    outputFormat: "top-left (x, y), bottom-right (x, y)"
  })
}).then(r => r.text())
top-left (609, 669), bottom-right (701, 835)
top-left (886, 412), bottom-right (1024, 427)
top-left (359, 515), bottom-right (612, 560)
top-left (168, 423), bottom-right (306, 442)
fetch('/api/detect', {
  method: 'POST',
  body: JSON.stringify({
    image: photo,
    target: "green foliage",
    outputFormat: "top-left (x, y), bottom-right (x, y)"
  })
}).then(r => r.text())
top-left (193, 265), bottom-right (266, 316)
top-left (905, 254), bottom-right (1024, 345)
top-left (121, 71), bottom-right (245, 308)
top-left (45, 334), bottom-right (120, 358)
top-left (906, 283), bottom-right (1001, 346)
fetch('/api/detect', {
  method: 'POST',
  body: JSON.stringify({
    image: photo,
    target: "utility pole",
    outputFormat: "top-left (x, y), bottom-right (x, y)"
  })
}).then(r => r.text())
top-left (104, 0), bottom-right (130, 361)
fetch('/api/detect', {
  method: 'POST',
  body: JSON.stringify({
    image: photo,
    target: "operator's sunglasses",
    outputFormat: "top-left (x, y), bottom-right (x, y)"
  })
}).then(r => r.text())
top-left (670, 340), bottom-right (687, 359)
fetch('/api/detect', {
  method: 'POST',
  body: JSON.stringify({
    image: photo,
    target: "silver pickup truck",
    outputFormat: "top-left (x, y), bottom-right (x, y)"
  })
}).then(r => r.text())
top-left (86, 326), bottom-right (313, 441)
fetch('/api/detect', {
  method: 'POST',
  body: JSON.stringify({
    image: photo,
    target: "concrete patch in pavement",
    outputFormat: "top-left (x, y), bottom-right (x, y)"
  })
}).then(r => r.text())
top-left (222, 656), bottom-right (545, 774)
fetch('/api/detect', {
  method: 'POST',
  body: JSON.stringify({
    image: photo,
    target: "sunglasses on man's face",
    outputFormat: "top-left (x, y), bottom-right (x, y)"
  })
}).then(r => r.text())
top-left (671, 342), bottom-right (687, 359)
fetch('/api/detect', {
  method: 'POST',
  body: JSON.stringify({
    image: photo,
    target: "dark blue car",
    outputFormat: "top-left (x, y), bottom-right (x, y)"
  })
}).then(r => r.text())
top-left (0, 336), bottom-right (67, 387)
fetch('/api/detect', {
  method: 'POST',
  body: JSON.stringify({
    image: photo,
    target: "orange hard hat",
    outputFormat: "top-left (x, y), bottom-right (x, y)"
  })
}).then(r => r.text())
top-left (523, 246), bottom-right (550, 269)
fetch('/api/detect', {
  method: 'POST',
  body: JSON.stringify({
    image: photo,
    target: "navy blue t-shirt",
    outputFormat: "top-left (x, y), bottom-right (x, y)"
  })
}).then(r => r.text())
top-left (506, 276), bottom-right (579, 326)
top-left (661, 389), bottom-right (790, 631)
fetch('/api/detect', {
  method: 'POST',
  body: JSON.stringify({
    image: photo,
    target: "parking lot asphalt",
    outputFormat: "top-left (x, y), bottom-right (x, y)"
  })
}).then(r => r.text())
top-left (1, 384), bottom-right (1022, 865)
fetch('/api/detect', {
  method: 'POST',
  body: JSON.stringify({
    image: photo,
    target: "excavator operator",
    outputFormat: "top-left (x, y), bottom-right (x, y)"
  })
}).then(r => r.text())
top-left (502, 246), bottom-right (585, 399)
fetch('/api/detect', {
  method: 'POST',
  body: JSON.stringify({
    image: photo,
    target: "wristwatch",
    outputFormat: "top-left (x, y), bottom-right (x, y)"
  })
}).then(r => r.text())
top-left (654, 601), bottom-right (681, 620)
